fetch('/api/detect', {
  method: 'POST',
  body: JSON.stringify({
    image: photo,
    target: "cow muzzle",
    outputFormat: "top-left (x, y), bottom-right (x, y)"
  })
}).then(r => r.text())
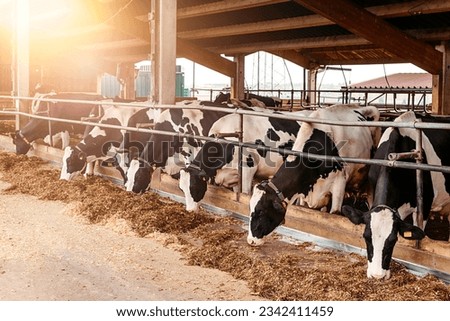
top-left (247, 235), bottom-right (265, 246)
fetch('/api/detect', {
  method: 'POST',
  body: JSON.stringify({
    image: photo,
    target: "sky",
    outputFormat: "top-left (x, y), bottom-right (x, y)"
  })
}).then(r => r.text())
top-left (174, 52), bottom-right (426, 91)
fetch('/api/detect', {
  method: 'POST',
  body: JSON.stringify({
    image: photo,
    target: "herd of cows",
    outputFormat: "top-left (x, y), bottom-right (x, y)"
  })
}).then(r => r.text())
top-left (8, 87), bottom-right (450, 280)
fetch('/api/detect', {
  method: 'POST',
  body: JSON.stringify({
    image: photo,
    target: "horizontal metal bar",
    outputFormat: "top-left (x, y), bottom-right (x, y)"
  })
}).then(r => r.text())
top-left (214, 132), bottom-right (242, 139)
top-left (388, 150), bottom-right (420, 161)
top-left (2, 94), bottom-right (450, 130)
top-left (136, 122), bottom-right (155, 128)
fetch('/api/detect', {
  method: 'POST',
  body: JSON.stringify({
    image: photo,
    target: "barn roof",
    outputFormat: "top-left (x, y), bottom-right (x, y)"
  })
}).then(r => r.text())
top-left (348, 73), bottom-right (433, 89)
top-left (1, 0), bottom-right (450, 76)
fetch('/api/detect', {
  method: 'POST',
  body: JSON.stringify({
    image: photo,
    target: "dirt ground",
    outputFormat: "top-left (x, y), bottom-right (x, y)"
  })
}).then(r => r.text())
top-left (0, 180), bottom-right (262, 300)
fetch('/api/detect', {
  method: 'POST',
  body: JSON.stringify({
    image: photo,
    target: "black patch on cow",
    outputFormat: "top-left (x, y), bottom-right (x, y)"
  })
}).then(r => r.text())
top-left (199, 110), bottom-right (229, 137)
top-left (246, 154), bottom-right (255, 168)
top-left (214, 92), bottom-right (230, 104)
top-left (81, 117), bottom-right (122, 158)
top-left (169, 109), bottom-right (184, 126)
top-left (279, 140), bottom-right (295, 160)
top-left (422, 127), bottom-right (450, 194)
top-left (370, 128), bottom-right (434, 222)
top-left (254, 139), bottom-right (267, 158)
top-left (268, 128), bottom-right (343, 201)
top-left (353, 110), bottom-right (373, 121)
top-left (266, 128), bottom-right (280, 142)
top-left (191, 141), bottom-right (235, 178)
top-left (267, 116), bottom-right (300, 137)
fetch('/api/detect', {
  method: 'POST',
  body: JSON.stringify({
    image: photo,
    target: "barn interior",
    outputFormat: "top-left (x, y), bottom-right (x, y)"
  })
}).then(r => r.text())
top-left (0, 0), bottom-right (449, 280)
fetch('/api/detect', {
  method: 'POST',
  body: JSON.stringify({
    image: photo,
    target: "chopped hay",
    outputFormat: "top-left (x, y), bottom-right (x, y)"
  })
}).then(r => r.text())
top-left (0, 151), bottom-right (448, 301)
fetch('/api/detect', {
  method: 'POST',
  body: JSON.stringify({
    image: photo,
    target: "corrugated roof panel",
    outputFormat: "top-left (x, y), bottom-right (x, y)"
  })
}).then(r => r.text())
top-left (349, 73), bottom-right (432, 89)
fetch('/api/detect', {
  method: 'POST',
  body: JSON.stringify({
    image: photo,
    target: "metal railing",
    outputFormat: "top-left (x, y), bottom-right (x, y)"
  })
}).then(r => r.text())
top-left (1, 94), bottom-right (449, 245)
top-left (192, 87), bottom-right (432, 112)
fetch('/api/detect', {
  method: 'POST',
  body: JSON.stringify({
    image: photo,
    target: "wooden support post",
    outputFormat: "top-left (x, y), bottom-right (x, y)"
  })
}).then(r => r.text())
top-left (12, 0), bottom-right (30, 129)
top-left (231, 54), bottom-right (245, 100)
top-left (432, 42), bottom-right (450, 115)
top-left (307, 67), bottom-right (318, 106)
top-left (149, 0), bottom-right (177, 104)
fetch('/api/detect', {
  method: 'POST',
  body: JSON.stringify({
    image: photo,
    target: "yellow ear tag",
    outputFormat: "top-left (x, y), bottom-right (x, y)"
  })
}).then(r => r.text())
top-left (404, 231), bottom-right (412, 238)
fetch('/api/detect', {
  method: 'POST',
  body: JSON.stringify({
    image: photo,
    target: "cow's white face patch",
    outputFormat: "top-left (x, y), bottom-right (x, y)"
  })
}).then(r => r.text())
top-left (179, 170), bottom-right (199, 212)
top-left (60, 147), bottom-right (73, 180)
top-left (368, 208), bottom-right (395, 279)
top-left (125, 159), bottom-right (140, 192)
top-left (89, 126), bottom-right (107, 139)
top-left (247, 187), bottom-right (266, 246)
top-left (60, 146), bottom-right (87, 181)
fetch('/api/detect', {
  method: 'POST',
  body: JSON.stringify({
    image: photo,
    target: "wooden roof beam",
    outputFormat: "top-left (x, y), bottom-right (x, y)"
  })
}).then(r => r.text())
top-left (179, 0), bottom-right (450, 40)
top-left (293, 0), bottom-right (442, 75)
top-left (177, 38), bottom-right (236, 78)
top-left (212, 28), bottom-right (450, 58)
top-left (212, 34), bottom-right (372, 55)
top-left (268, 49), bottom-right (318, 70)
top-left (178, 0), bottom-right (289, 19)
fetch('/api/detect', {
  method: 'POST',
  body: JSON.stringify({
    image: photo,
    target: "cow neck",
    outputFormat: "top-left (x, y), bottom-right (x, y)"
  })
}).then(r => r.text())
top-left (17, 131), bottom-right (32, 146)
top-left (189, 159), bottom-right (216, 179)
top-left (269, 170), bottom-right (300, 201)
top-left (19, 120), bottom-right (48, 142)
top-left (75, 144), bottom-right (87, 154)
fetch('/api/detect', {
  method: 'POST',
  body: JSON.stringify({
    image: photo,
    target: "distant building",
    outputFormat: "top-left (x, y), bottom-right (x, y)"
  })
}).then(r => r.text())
top-left (341, 73), bottom-right (432, 111)
top-left (348, 73), bottom-right (431, 89)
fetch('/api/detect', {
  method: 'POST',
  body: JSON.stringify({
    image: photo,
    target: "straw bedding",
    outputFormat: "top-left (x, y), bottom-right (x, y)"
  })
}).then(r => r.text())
top-left (0, 151), bottom-right (448, 301)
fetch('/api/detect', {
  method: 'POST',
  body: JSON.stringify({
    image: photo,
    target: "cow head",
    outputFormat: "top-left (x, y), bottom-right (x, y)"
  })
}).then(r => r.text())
top-left (10, 130), bottom-right (33, 154)
top-left (60, 146), bottom-right (87, 180)
top-left (247, 180), bottom-right (287, 246)
top-left (178, 164), bottom-right (209, 212)
top-left (342, 205), bottom-right (425, 279)
top-left (125, 158), bottom-right (152, 193)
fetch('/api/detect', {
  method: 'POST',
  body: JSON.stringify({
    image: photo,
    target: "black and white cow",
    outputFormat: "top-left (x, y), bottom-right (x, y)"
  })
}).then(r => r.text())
top-left (214, 92), bottom-right (282, 108)
top-left (60, 102), bottom-right (159, 181)
top-left (11, 91), bottom-right (104, 154)
top-left (178, 110), bottom-right (311, 212)
top-left (125, 101), bottom-right (234, 193)
top-left (246, 104), bottom-right (381, 246)
top-left (342, 111), bottom-right (450, 279)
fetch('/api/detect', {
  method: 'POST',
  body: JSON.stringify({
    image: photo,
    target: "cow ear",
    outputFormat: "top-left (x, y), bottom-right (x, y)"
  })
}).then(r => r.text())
top-left (399, 221), bottom-right (426, 240)
top-left (342, 205), bottom-right (365, 225)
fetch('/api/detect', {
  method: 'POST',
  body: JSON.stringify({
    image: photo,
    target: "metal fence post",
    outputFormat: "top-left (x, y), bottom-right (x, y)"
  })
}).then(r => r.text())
top-left (415, 119), bottom-right (424, 249)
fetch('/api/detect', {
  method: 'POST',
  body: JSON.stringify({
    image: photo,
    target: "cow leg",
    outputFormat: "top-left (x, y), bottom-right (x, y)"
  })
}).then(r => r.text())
top-left (330, 173), bottom-right (347, 214)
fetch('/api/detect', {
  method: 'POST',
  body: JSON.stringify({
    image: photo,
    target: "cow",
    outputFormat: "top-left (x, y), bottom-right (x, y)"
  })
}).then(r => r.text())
top-left (60, 102), bottom-right (159, 181)
top-left (246, 104), bottom-right (381, 246)
top-left (342, 111), bottom-right (450, 279)
top-left (214, 92), bottom-right (282, 108)
top-left (178, 110), bottom-right (311, 212)
top-left (11, 91), bottom-right (105, 154)
top-left (124, 101), bottom-right (236, 193)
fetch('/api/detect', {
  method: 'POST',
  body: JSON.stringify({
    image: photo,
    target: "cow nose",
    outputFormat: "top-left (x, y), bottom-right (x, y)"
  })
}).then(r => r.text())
top-left (185, 203), bottom-right (199, 212)
top-left (247, 236), bottom-right (265, 246)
